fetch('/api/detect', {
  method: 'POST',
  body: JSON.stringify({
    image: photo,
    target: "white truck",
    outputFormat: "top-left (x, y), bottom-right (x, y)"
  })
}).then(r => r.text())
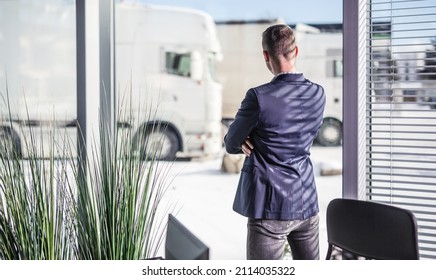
top-left (0, 2), bottom-right (223, 160)
top-left (216, 21), bottom-right (343, 146)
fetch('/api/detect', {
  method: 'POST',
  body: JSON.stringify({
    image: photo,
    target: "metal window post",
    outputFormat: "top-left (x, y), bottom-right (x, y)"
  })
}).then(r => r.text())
top-left (76, 0), bottom-right (115, 189)
top-left (100, 0), bottom-right (116, 141)
top-left (76, 0), bottom-right (87, 182)
top-left (342, 0), bottom-right (367, 200)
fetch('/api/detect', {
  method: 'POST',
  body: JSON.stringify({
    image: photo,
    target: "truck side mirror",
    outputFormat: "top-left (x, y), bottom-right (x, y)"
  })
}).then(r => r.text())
top-left (190, 51), bottom-right (203, 81)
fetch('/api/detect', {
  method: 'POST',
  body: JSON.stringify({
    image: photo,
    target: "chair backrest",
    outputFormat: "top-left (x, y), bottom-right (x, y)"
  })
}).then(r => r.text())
top-left (326, 198), bottom-right (419, 260)
top-left (165, 214), bottom-right (209, 260)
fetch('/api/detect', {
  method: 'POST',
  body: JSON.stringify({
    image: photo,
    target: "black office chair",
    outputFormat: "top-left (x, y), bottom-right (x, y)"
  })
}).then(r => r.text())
top-left (165, 214), bottom-right (209, 260)
top-left (147, 214), bottom-right (209, 260)
top-left (325, 198), bottom-right (419, 260)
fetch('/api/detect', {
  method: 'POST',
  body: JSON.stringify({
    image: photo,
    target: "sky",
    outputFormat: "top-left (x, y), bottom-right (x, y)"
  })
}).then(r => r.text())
top-left (136, 0), bottom-right (343, 24)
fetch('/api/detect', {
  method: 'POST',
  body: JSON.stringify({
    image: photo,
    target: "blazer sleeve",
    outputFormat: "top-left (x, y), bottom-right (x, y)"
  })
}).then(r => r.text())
top-left (224, 89), bottom-right (259, 154)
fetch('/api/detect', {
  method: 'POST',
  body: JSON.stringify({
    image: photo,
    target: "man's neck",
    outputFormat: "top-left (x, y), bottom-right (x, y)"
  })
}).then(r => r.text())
top-left (273, 66), bottom-right (297, 76)
top-left (271, 59), bottom-right (296, 75)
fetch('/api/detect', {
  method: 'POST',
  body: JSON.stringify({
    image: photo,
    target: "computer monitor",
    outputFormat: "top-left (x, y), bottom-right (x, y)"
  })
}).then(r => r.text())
top-left (165, 214), bottom-right (209, 260)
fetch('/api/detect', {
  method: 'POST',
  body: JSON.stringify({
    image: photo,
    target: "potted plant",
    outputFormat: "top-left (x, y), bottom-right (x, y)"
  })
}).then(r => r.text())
top-left (0, 91), bottom-right (175, 260)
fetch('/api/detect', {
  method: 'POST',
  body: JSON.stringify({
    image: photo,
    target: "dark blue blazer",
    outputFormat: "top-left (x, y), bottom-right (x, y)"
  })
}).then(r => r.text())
top-left (224, 73), bottom-right (326, 220)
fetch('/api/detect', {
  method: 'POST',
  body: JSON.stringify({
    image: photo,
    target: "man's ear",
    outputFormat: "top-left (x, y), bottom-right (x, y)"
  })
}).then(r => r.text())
top-left (294, 46), bottom-right (299, 58)
top-left (263, 50), bottom-right (269, 62)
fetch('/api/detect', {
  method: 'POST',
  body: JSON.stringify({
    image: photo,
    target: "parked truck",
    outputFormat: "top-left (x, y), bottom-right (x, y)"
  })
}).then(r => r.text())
top-left (0, 2), bottom-right (223, 160)
top-left (216, 21), bottom-right (343, 146)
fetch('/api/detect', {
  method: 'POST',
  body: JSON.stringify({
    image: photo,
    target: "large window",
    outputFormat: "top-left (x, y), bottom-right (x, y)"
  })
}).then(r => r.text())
top-left (367, 0), bottom-right (436, 260)
top-left (0, 0), bottom-right (77, 158)
top-left (346, 0), bottom-right (436, 259)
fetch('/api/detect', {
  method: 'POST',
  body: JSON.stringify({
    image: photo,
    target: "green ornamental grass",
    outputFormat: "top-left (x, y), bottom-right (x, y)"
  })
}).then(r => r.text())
top-left (0, 87), bottom-right (175, 260)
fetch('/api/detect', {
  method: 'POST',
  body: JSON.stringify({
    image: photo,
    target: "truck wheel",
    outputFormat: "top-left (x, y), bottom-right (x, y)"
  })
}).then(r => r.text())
top-left (0, 127), bottom-right (22, 159)
top-left (317, 118), bottom-right (342, 147)
top-left (140, 127), bottom-right (179, 161)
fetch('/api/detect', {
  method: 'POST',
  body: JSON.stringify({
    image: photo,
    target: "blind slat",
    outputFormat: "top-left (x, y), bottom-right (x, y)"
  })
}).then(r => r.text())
top-left (368, 185), bottom-right (436, 193)
top-left (367, 179), bottom-right (436, 187)
top-left (366, 193), bottom-right (436, 207)
top-left (368, 165), bottom-right (436, 172)
top-left (371, 0), bottom-right (430, 6)
top-left (368, 136), bottom-right (436, 141)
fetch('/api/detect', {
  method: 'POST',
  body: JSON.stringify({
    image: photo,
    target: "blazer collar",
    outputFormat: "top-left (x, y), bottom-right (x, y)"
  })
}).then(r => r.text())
top-left (271, 72), bottom-right (305, 82)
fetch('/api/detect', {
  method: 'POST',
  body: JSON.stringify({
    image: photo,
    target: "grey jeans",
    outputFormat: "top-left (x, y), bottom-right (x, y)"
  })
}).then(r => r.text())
top-left (247, 214), bottom-right (320, 260)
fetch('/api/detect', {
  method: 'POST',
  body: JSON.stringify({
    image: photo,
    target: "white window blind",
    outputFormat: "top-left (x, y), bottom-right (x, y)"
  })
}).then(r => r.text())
top-left (366, 0), bottom-right (436, 259)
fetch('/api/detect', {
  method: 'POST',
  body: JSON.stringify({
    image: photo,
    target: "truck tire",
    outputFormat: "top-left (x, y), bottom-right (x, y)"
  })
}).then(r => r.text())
top-left (316, 118), bottom-right (342, 147)
top-left (140, 127), bottom-right (179, 161)
top-left (0, 126), bottom-right (22, 159)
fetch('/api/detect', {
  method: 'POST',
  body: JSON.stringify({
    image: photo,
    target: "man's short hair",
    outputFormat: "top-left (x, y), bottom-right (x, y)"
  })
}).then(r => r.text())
top-left (262, 24), bottom-right (296, 61)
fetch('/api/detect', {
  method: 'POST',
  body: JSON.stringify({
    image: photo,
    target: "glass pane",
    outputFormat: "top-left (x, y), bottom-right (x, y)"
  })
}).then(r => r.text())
top-left (115, 2), bottom-right (224, 161)
top-left (0, 0), bottom-right (76, 158)
top-left (367, 0), bottom-right (436, 259)
top-left (115, 0), bottom-right (343, 260)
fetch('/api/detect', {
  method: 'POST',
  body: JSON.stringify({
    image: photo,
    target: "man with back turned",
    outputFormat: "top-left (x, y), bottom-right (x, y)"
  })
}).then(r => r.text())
top-left (224, 24), bottom-right (326, 260)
